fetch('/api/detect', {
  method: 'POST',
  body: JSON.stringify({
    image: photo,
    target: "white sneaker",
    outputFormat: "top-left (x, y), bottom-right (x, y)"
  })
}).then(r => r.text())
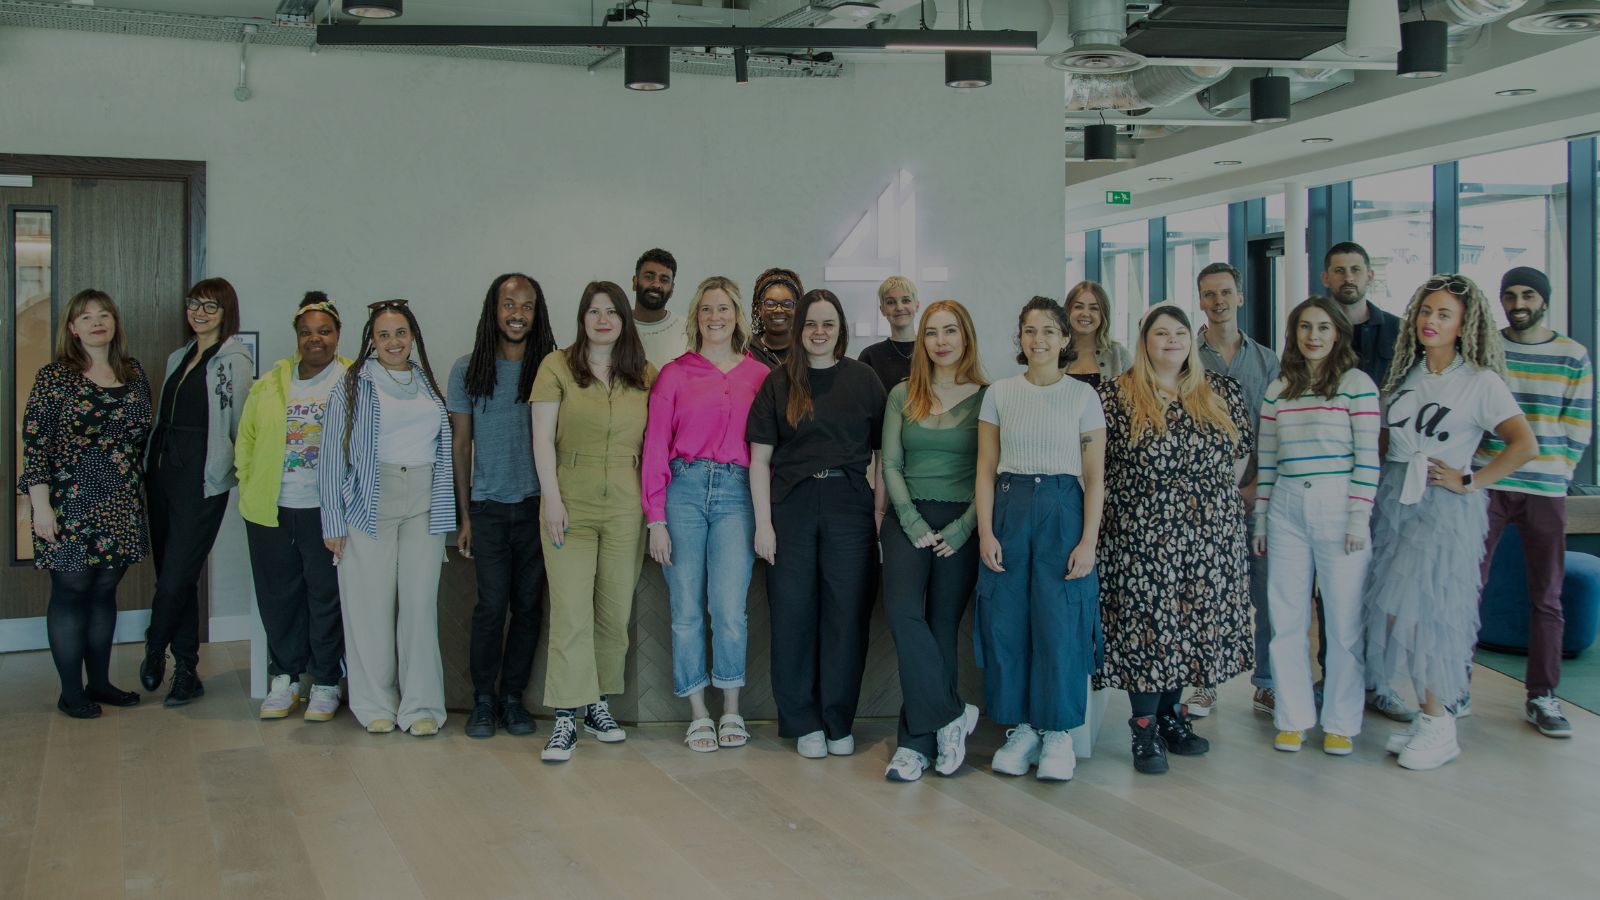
top-left (1398, 712), bottom-right (1460, 771)
top-left (1035, 730), bottom-right (1076, 782)
top-left (885, 747), bottom-right (928, 782)
top-left (826, 734), bottom-right (855, 756)
top-left (1367, 688), bottom-right (1418, 722)
top-left (991, 723), bottom-right (1041, 776)
top-left (935, 704), bottom-right (979, 775)
top-left (1185, 688), bottom-right (1217, 718)
top-left (1385, 719), bottom-right (1419, 755)
top-left (303, 684), bottom-right (340, 722)
top-left (796, 730), bottom-right (827, 759)
top-left (259, 674), bottom-right (300, 719)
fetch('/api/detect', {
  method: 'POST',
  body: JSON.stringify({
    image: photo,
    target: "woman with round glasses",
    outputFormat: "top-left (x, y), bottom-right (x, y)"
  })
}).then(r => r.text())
top-left (139, 278), bottom-right (254, 708)
top-left (1364, 274), bottom-right (1536, 771)
top-left (748, 268), bottom-right (803, 369)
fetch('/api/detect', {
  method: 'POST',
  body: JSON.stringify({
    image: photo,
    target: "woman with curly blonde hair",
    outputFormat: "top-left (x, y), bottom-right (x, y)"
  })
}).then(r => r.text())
top-left (1364, 274), bottom-right (1536, 771)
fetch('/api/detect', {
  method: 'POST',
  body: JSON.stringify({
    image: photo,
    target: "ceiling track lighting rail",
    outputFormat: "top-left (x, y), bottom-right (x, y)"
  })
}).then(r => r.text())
top-left (313, 25), bottom-right (1037, 52)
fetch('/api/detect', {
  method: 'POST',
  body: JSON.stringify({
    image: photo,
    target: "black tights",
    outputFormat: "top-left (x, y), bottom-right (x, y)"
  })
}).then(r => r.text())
top-left (47, 567), bottom-right (128, 704)
top-left (1129, 689), bottom-right (1183, 719)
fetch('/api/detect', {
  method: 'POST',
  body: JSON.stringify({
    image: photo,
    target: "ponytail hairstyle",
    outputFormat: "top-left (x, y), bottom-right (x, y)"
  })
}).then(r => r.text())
top-left (1278, 296), bottom-right (1358, 400)
top-left (463, 273), bottom-right (557, 407)
top-left (563, 281), bottom-right (649, 391)
top-left (340, 299), bottom-right (442, 454)
top-left (782, 289), bottom-right (849, 427)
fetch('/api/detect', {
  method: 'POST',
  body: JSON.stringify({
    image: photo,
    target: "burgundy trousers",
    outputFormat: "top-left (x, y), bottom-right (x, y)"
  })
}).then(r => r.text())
top-left (1478, 490), bottom-right (1567, 698)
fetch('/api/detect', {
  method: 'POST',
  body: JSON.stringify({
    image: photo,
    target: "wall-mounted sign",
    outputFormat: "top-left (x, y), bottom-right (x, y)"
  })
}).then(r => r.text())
top-left (1105, 190), bottom-right (1132, 205)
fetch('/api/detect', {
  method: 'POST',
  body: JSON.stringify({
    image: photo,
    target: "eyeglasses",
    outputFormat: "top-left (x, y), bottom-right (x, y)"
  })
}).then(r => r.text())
top-left (1424, 275), bottom-right (1472, 297)
top-left (368, 299), bottom-right (411, 312)
top-left (185, 297), bottom-right (221, 315)
top-left (761, 299), bottom-right (797, 311)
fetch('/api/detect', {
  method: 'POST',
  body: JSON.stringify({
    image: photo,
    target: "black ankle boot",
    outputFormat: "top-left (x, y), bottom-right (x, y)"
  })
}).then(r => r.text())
top-left (464, 694), bottom-right (499, 739)
top-left (139, 644), bottom-right (167, 691)
top-left (501, 694), bottom-right (536, 737)
top-left (164, 664), bottom-right (204, 707)
top-left (1157, 710), bottom-right (1210, 756)
top-left (1129, 716), bottom-right (1168, 774)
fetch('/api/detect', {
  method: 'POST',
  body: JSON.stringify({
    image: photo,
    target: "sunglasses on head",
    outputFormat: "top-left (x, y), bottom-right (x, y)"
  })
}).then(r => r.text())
top-left (368, 299), bottom-right (411, 312)
top-left (1423, 275), bottom-right (1472, 297)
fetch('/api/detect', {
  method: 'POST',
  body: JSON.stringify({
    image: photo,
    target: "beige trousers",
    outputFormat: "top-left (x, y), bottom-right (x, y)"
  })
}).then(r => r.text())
top-left (338, 463), bottom-right (447, 730)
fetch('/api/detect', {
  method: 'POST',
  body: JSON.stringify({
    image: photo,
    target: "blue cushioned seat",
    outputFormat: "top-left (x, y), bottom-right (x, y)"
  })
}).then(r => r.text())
top-left (1477, 523), bottom-right (1600, 658)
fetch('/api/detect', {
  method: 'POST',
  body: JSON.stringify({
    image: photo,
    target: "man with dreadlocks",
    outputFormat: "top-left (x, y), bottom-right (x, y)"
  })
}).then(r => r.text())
top-left (448, 273), bottom-right (558, 740)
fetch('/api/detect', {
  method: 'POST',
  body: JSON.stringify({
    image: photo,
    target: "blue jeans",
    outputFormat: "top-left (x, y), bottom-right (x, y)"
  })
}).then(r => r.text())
top-left (662, 459), bottom-right (755, 697)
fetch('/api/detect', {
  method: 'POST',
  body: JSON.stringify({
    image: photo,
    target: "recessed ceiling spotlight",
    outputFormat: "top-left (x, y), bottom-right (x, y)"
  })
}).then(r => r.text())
top-left (1148, 176), bottom-right (1175, 183)
top-left (344, 0), bottom-right (401, 18)
top-left (1509, 1), bottom-right (1600, 35)
top-left (1214, 160), bottom-right (1243, 166)
top-left (1495, 87), bottom-right (1538, 97)
top-left (1302, 137), bottom-right (1334, 144)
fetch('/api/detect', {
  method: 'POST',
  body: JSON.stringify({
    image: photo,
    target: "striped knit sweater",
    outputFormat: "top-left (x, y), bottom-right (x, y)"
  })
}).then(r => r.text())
top-left (1473, 333), bottom-right (1594, 497)
top-left (1254, 367), bottom-right (1382, 537)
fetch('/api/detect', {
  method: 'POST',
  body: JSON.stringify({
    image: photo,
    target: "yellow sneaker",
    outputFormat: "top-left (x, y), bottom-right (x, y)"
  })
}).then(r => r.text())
top-left (366, 718), bottom-right (396, 734)
top-left (1323, 733), bottom-right (1354, 756)
top-left (408, 718), bottom-right (439, 737)
top-left (1273, 730), bottom-right (1304, 752)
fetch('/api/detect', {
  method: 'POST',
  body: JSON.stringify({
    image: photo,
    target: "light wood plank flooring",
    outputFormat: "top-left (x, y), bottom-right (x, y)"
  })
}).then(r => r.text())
top-left (2, 641), bottom-right (1596, 899)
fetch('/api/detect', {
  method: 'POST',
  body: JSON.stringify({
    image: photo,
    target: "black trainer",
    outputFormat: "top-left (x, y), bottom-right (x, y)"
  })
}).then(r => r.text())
top-left (1156, 710), bottom-right (1210, 756)
top-left (139, 644), bottom-right (167, 691)
top-left (1129, 715), bottom-right (1169, 775)
top-left (464, 694), bottom-right (498, 739)
top-left (583, 698), bottom-right (626, 742)
top-left (501, 694), bottom-right (536, 737)
top-left (164, 664), bottom-right (205, 707)
top-left (541, 714), bottom-right (577, 762)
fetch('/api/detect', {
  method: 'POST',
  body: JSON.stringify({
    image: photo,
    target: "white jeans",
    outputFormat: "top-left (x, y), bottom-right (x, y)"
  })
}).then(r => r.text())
top-left (1265, 478), bottom-right (1372, 737)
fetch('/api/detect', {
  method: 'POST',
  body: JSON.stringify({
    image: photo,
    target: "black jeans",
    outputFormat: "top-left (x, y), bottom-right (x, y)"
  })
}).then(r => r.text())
top-left (48, 566), bottom-right (128, 703)
top-left (881, 500), bottom-right (977, 759)
top-left (246, 507), bottom-right (344, 685)
top-left (469, 498), bottom-right (547, 697)
top-left (144, 430), bottom-right (229, 669)
top-left (766, 476), bottom-right (876, 739)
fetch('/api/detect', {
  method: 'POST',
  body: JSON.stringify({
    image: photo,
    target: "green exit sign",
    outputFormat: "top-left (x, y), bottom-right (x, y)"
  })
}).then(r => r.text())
top-left (1105, 190), bottom-right (1132, 205)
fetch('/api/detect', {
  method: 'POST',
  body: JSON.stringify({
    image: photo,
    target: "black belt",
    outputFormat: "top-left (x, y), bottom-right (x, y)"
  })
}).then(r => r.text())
top-left (811, 468), bottom-right (846, 479)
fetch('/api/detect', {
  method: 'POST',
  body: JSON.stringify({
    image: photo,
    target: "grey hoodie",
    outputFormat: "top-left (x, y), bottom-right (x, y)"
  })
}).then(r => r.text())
top-left (146, 335), bottom-right (256, 498)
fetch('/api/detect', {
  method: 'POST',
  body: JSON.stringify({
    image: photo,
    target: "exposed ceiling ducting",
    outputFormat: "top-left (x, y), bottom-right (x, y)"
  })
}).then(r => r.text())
top-left (1065, 64), bottom-right (1231, 111)
top-left (1048, 0), bottom-right (1146, 74)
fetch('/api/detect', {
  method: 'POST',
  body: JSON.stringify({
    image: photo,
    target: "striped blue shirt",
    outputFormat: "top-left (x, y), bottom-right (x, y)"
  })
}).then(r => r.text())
top-left (318, 361), bottom-right (456, 539)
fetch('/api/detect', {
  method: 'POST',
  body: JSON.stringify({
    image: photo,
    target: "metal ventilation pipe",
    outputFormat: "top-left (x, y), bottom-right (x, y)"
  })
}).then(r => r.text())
top-left (1065, 65), bottom-right (1231, 111)
top-left (1419, 0), bottom-right (1533, 58)
top-left (1049, 0), bottom-right (1146, 74)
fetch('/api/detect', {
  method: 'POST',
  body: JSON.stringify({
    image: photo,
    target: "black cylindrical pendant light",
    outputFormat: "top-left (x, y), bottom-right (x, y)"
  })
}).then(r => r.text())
top-left (1084, 124), bottom-right (1118, 161)
top-left (1249, 75), bottom-right (1291, 123)
top-left (734, 47), bottom-right (749, 84)
top-left (344, 0), bottom-right (402, 18)
top-left (625, 46), bottom-right (670, 91)
top-left (1398, 19), bottom-right (1448, 78)
top-left (945, 50), bottom-right (992, 88)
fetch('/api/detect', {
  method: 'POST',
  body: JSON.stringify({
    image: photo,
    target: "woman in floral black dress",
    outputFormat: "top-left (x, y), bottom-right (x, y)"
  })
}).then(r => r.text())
top-left (1095, 304), bottom-right (1254, 774)
top-left (20, 289), bottom-right (153, 718)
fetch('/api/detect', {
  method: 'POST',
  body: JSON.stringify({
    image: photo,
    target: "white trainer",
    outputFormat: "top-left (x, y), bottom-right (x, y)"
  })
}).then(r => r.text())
top-left (991, 723), bottom-right (1041, 776)
top-left (826, 734), bottom-right (855, 756)
top-left (1398, 712), bottom-right (1460, 771)
top-left (885, 747), bottom-right (929, 782)
top-left (303, 684), bottom-right (340, 722)
top-left (1385, 719), bottom-right (1420, 755)
top-left (796, 730), bottom-right (827, 759)
top-left (259, 674), bottom-right (300, 719)
top-left (935, 704), bottom-right (979, 775)
top-left (1035, 730), bottom-right (1076, 782)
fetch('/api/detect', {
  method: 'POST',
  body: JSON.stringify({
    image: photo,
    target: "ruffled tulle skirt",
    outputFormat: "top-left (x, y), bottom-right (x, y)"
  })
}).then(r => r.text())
top-left (1363, 462), bottom-right (1489, 705)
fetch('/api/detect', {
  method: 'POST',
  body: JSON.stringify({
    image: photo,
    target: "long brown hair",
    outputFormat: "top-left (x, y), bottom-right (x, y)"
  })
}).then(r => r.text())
top-left (1115, 304), bottom-right (1239, 446)
top-left (1065, 280), bottom-right (1115, 353)
top-left (904, 300), bottom-right (988, 422)
top-left (1279, 296), bottom-right (1359, 400)
top-left (1381, 273), bottom-right (1506, 395)
top-left (340, 300), bottom-right (443, 454)
top-left (782, 289), bottom-right (849, 426)
top-left (563, 281), bottom-right (648, 391)
top-left (56, 289), bottom-right (138, 384)
top-left (186, 277), bottom-right (241, 342)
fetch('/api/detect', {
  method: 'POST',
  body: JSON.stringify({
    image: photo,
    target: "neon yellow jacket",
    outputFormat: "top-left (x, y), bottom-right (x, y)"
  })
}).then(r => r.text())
top-left (234, 355), bottom-right (352, 527)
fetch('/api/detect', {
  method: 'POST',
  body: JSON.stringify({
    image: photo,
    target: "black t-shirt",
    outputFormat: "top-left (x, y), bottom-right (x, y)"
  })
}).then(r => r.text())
top-left (745, 358), bottom-right (886, 503)
top-left (749, 339), bottom-right (790, 370)
top-left (857, 339), bottom-right (915, 390)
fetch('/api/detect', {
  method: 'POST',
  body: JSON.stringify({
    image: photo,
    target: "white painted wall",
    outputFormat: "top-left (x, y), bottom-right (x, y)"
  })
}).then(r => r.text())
top-left (3, 28), bottom-right (1066, 624)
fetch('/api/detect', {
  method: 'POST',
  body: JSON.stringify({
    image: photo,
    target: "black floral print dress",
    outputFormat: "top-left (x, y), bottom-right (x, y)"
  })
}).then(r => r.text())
top-left (1093, 371), bottom-right (1254, 692)
top-left (18, 360), bottom-right (154, 571)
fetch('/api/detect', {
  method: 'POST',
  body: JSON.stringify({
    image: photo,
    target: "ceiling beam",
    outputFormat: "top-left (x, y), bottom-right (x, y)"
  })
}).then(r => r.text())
top-left (313, 25), bottom-right (1037, 52)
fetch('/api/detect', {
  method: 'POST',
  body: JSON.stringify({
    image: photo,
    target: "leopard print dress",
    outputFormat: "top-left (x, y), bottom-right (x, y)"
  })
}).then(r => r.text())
top-left (1093, 371), bottom-right (1255, 693)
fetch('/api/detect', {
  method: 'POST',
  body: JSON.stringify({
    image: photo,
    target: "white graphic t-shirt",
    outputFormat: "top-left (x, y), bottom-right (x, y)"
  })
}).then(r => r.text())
top-left (279, 363), bottom-right (344, 509)
top-left (1382, 360), bottom-right (1521, 504)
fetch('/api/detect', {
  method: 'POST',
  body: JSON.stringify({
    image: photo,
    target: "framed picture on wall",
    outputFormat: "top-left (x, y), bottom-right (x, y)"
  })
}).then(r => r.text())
top-left (236, 331), bottom-right (260, 378)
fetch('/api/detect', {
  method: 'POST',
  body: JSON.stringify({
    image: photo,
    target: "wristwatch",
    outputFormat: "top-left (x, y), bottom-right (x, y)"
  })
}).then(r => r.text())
top-left (1462, 470), bottom-right (1474, 490)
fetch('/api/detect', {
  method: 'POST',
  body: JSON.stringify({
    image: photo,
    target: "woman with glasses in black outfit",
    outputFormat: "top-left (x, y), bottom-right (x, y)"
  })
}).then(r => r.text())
top-left (748, 268), bottom-right (803, 369)
top-left (140, 278), bottom-right (254, 707)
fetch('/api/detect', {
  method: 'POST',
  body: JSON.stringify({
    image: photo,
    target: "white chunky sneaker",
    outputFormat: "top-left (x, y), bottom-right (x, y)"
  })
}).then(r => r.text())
top-left (796, 730), bottom-right (827, 759)
top-left (885, 748), bottom-right (929, 782)
top-left (826, 734), bottom-right (855, 756)
top-left (1398, 712), bottom-right (1460, 771)
top-left (1385, 719), bottom-right (1420, 756)
top-left (303, 684), bottom-right (340, 722)
top-left (1034, 730), bottom-right (1076, 782)
top-left (991, 723), bottom-right (1041, 776)
top-left (935, 704), bottom-right (979, 776)
top-left (259, 674), bottom-right (300, 720)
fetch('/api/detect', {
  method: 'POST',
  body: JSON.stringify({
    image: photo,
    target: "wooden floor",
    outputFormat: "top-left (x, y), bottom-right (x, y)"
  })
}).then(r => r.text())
top-left (3, 642), bottom-right (1597, 900)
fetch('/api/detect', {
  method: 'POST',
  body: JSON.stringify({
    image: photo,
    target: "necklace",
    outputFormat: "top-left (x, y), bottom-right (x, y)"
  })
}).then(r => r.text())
top-left (1421, 350), bottom-right (1464, 377)
top-left (381, 364), bottom-right (420, 395)
top-left (889, 338), bottom-right (913, 360)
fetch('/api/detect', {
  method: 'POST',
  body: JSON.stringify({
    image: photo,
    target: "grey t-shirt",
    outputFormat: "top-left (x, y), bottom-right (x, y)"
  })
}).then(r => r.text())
top-left (446, 355), bottom-right (540, 503)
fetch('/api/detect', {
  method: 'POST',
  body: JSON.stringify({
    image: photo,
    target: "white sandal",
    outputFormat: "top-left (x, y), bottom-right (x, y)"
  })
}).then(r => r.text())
top-left (685, 717), bottom-right (719, 753)
top-left (717, 714), bottom-right (749, 748)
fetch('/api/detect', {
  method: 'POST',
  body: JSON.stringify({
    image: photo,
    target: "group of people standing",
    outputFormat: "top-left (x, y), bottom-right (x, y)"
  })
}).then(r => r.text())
top-left (20, 240), bottom-right (1588, 780)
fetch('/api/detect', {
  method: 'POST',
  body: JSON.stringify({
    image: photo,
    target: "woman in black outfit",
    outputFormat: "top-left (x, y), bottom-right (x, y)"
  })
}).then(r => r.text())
top-left (20, 290), bottom-right (152, 718)
top-left (140, 277), bottom-right (254, 706)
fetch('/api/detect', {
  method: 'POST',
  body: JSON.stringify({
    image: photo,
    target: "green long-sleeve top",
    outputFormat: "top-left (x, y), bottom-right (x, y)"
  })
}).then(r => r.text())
top-left (880, 382), bottom-right (985, 551)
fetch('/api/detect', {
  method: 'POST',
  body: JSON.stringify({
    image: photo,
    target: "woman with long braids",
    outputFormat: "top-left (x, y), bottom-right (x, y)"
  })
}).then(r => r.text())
top-left (531, 281), bottom-right (655, 762)
top-left (747, 267), bottom-right (804, 369)
top-left (319, 299), bottom-right (454, 736)
top-left (1095, 304), bottom-right (1254, 775)
top-left (140, 277), bottom-right (254, 707)
top-left (449, 273), bottom-right (558, 740)
top-left (236, 292), bottom-right (351, 721)
top-left (746, 289), bottom-right (886, 759)
top-left (1253, 297), bottom-right (1380, 755)
top-left (21, 290), bottom-right (151, 718)
top-left (1366, 275), bottom-right (1535, 770)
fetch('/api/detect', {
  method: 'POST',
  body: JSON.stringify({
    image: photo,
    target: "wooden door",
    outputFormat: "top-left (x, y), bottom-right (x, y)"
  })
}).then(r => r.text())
top-left (2, 169), bottom-right (196, 627)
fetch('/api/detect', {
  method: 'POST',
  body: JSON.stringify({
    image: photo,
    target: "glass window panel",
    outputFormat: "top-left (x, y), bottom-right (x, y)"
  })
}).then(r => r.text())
top-left (1066, 231), bottom-right (1087, 292)
top-left (1353, 166), bottom-right (1434, 319)
top-left (1459, 142), bottom-right (1569, 333)
top-left (1164, 204), bottom-right (1230, 324)
top-left (1100, 219), bottom-right (1148, 348)
top-left (1265, 194), bottom-right (1285, 234)
top-left (14, 210), bottom-right (54, 562)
